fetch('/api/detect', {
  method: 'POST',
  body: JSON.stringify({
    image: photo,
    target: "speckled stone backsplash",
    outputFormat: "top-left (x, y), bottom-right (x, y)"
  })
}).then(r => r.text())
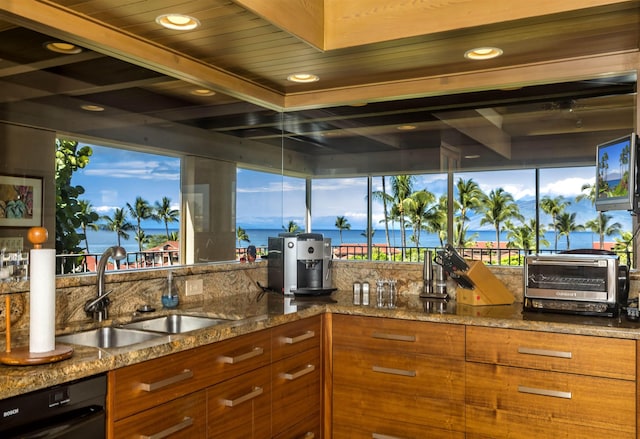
top-left (1, 260), bottom-right (639, 336)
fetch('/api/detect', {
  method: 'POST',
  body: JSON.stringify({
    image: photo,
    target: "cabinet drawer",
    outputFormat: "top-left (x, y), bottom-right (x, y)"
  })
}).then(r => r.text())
top-left (110, 328), bottom-right (271, 420)
top-left (465, 362), bottom-right (636, 438)
top-left (273, 412), bottom-right (321, 439)
top-left (334, 383), bottom-right (465, 434)
top-left (272, 346), bottom-right (321, 434)
top-left (466, 326), bottom-right (635, 380)
top-left (112, 390), bottom-right (206, 439)
top-left (272, 315), bottom-right (321, 362)
top-left (333, 314), bottom-right (464, 358)
top-left (207, 365), bottom-right (271, 439)
top-left (333, 346), bottom-right (464, 402)
top-left (110, 347), bottom-right (214, 420)
top-left (333, 417), bottom-right (464, 439)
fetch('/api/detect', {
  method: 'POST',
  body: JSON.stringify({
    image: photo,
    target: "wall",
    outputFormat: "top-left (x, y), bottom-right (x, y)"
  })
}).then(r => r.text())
top-left (0, 123), bottom-right (56, 248)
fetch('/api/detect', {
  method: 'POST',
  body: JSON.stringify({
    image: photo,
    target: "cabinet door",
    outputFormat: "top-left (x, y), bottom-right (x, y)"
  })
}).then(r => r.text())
top-left (207, 365), bottom-right (271, 439)
top-left (272, 346), bottom-right (321, 435)
top-left (272, 315), bottom-right (321, 362)
top-left (466, 362), bottom-right (636, 439)
top-left (112, 390), bottom-right (206, 439)
top-left (466, 326), bottom-right (635, 379)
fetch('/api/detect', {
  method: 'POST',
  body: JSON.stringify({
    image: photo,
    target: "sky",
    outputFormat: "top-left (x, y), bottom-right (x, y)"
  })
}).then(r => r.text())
top-left (73, 144), bottom-right (180, 228)
top-left (72, 142), bottom-right (633, 232)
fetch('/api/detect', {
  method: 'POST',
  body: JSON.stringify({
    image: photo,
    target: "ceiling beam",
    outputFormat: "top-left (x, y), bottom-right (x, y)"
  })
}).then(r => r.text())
top-left (0, 0), bottom-right (286, 111)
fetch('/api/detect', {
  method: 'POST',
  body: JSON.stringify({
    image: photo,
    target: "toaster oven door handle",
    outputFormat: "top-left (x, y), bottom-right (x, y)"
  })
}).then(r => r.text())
top-left (517, 346), bottom-right (572, 359)
top-left (530, 259), bottom-right (602, 267)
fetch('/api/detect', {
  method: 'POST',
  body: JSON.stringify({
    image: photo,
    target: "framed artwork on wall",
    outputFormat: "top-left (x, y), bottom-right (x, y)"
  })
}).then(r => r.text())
top-left (0, 175), bottom-right (43, 227)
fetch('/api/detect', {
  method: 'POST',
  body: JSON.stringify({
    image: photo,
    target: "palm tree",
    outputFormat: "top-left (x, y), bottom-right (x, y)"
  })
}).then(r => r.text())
top-left (506, 219), bottom-right (550, 262)
top-left (585, 212), bottom-right (622, 250)
top-left (479, 188), bottom-right (524, 263)
top-left (101, 207), bottom-right (134, 247)
top-left (555, 212), bottom-right (584, 250)
top-left (540, 195), bottom-right (570, 252)
top-left (78, 199), bottom-right (99, 253)
top-left (135, 228), bottom-right (149, 252)
top-left (425, 195), bottom-right (448, 246)
top-left (283, 220), bottom-right (300, 233)
top-left (334, 216), bottom-right (351, 243)
top-left (390, 175), bottom-right (415, 255)
top-left (403, 189), bottom-right (435, 247)
top-left (454, 178), bottom-right (485, 247)
top-left (237, 226), bottom-right (250, 248)
top-left (372, 176), bottom-right (393, 256)
top-left (154, 196), bottom-right (179, 241)
top-left (127, 196), bottom-right (153, 252)
top-left (613, 231), bottom-right (633, 266)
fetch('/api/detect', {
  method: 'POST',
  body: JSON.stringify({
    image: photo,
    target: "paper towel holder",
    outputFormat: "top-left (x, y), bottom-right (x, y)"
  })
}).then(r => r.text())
top-left (0, 227), bottom-right (73, 366)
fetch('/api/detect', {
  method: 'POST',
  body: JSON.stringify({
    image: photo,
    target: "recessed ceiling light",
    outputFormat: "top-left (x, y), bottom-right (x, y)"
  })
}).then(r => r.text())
top-left (44, 41), bottom-right (82, 54)
top-left (287, 73), bottom-right (319, 83)
top-left (81, 104), bottom-right (104, 112)
top-left (190, 88), bottom-right (216, 96)
top-left (464, 47), bottom-right (503, 60)
top-left (396, 125), bottom-right (417, 131)
top-left (156, 14), bottom-right (200, 31)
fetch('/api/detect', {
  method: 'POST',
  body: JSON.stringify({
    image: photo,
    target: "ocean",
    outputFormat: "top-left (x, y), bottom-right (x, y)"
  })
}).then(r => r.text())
top-left (84, 227), bottom-right (622, 255)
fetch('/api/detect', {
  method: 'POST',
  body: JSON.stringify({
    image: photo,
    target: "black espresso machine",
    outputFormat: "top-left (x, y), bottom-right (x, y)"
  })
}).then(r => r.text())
top-left (268, 233), bottom-right (335, 296)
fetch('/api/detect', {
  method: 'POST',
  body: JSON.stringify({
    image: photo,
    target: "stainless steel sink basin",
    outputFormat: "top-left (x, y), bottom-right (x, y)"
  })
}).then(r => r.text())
top-left (56, 327), bottom-right (164, 349)
top-left (121, 315), bottom-right (230, 334)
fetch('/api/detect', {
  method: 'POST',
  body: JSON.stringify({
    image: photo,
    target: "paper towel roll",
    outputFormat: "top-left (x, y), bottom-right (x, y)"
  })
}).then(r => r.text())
top-left (29, 248), bottom-right (56, 353)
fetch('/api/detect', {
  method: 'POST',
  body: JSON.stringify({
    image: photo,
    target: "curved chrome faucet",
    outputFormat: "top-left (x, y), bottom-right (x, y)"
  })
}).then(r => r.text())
top-left (85, 246), bottom-right (127, 321)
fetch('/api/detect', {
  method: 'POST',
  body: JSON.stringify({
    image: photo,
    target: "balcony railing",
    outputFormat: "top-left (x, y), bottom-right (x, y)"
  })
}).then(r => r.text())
top-left (53, 245), bottom-right (632, 275)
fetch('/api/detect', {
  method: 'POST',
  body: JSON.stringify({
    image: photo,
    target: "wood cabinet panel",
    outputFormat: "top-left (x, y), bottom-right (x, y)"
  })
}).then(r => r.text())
top-left (334, 383), bottom-right (465, 435)
top-left (110, 328), bottom-right (271, 421)
top-left (112, 390), bottom-right (206, 439)
top-left (333, 347), bottom-right (464, 401)
top-left (272, 315), bottom-right (321, 362)
top-left (207, 364), bottom-right (272, 439)
top-left (333, 417), bottom-right (465, 439)
top-left (272, 346), bottom-right (321, 435)
top-left (332, 314), bottom-right (464, 358)
top-left (465, 362), bottom-right (636, 438)
top-left (466, 326), bottom-right (635, 380)
top-left (273, 412), bottom-right (321, 439)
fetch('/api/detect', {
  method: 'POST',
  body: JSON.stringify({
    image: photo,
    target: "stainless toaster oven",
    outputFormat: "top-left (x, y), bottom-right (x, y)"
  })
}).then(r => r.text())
top-left (524, 253), bottom-right (629, 317)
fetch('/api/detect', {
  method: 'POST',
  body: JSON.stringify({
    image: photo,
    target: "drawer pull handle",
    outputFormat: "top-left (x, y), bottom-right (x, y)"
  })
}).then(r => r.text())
top-left (372, 365), bottom-right (416, 377)
top-left (219, 346), bottom-right (264, 364)
top-left (371, 332), bottom-right (416, 342)
top-left (372, 433), bottom-right (408, 439)
top-left (284, 330), bottom-right (315, 344)
top-left (222, 386), bottom-right (264, 407)
top-left (282, 364), bottom-right (316, 380)
top-left (300, 433), bottom-right (315, 439)
top-left (139, 416), bottom-right (193, 439)
top-left (139, 369), bottom-right (193, 392)
top-left (518, 385), bottom-right (572, 399)
top-left (517, 347), bottom-right (572, 359)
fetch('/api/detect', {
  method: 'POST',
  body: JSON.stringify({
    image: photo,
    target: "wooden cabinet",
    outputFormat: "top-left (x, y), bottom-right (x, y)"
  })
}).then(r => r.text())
top-left (108, 328), bottom-right (271, 439)
top-left (108, 316), bottom-right (322, 439)
top-left (332, 314), bottom-right (465, 439)
top-left (465, 326), bottom-right (637, 439)
top-left (272, 316), bottom-right (322, 438)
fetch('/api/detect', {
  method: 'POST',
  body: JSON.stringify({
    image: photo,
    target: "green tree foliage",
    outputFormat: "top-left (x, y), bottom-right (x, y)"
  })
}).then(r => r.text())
top-left (154, 196), bottom-right (179, 241)
top-left (334, 216), bottom-right (351, 243)
top-left (55, 139), bottom-right (95, 272)
top-left (237, 226), bottom-right (250, 248)
top-left (127, 196), bottom-right (153, 252)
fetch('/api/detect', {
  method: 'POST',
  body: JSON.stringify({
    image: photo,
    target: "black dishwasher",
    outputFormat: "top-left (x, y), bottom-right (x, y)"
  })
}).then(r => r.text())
top-left (0, 374), bottom-right (106, 438)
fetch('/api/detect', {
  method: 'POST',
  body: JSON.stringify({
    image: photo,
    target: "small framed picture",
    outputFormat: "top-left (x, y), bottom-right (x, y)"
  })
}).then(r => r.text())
top-left (0, 175), bottom-right (43, 227)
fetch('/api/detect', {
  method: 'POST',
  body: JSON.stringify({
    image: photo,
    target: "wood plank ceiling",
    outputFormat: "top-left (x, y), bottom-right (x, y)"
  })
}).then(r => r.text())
top-left (0, 0), bottom-right (638, 176)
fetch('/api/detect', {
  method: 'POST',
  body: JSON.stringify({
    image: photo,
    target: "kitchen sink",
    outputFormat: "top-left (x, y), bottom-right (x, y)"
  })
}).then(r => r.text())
top-left (56, 327), bottom-right (164, 349)
top-left (120, 314), bottom-right (231, 334)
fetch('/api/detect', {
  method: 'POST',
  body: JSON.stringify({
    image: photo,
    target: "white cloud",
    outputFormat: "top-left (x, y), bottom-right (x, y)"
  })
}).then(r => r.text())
top-left (541, 176), bottom-right (594, 197)
top-left (85, 160), bottom-right (180, 181)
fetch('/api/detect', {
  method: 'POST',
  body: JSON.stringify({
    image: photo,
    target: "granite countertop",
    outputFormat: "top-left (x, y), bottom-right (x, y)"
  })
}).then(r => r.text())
top-left (1, 291), bottom-right (640, 400)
